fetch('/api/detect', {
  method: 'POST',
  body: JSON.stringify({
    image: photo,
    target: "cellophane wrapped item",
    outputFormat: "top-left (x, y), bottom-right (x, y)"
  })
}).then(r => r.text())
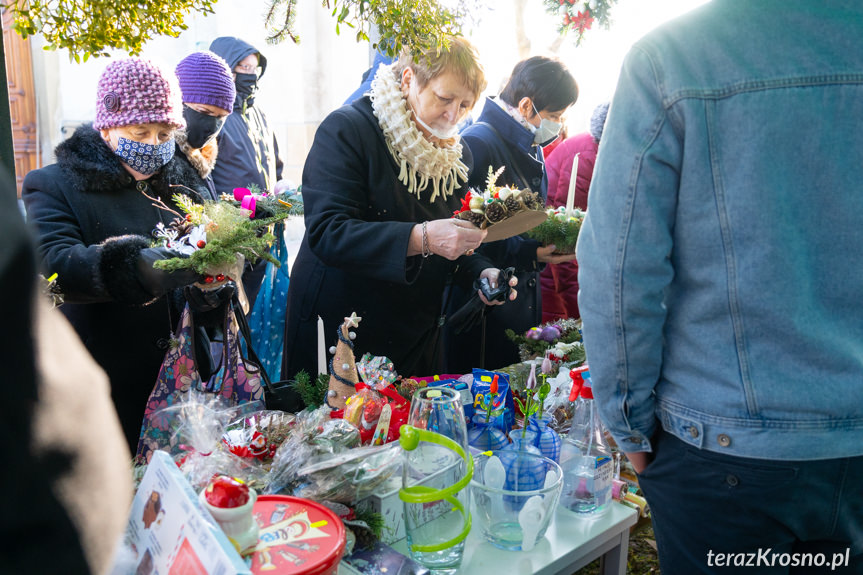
top-left (221, 409), bottom-right (296, 463)
top-left (293, 443), bottom-right (402, 503)
top-left (266, 406), bottom-right (361, 495)
top-left (541, 365), bottom-right (578, 434)
top-left (138, 390), bottom-right (268, 491)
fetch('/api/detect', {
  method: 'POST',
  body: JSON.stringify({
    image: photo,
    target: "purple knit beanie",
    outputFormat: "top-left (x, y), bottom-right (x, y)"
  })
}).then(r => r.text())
top-left (175, 51), bottom-right (236, 113)
top-left (94, 57), bottom-right (185, 130)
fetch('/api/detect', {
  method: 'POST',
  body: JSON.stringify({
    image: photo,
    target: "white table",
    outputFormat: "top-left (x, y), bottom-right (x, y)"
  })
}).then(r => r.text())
top-left (345, 502), bottom-right (638, 575)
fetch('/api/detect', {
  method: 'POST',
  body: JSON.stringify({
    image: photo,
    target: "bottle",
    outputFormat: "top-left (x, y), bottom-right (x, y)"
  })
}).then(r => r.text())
top-left (559, 366), bottom-right (613, 516)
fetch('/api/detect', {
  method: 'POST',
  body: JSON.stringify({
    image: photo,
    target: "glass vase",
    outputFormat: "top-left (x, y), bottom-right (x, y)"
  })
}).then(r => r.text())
top-left (468, 414), bottom-right (509, 452)
top-left (528, 415), bottom-right (562, 463)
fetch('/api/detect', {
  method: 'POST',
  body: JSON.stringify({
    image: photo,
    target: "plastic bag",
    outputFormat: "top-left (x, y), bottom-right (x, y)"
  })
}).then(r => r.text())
top-left (222, 409), bottom-right (296, 462)
top-left (293, 443), bottom-right (402, 503)
top-left (266, 406), bottom-right (361, 495)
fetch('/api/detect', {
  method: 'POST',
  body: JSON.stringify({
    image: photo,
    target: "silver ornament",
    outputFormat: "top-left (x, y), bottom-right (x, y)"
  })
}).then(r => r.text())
top-left (329, 346), bottom-right (337, 354)
top-left (342, 363), bottom-right (350, 371)
top-left (348, 331), bottom-right (357, 340)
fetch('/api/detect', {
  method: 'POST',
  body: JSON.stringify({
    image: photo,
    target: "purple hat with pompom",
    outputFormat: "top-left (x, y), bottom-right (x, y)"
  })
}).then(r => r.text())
top-left (93, 57), bottom-right (185, 130)
top-left (175, 51), bottom-right (235, 113)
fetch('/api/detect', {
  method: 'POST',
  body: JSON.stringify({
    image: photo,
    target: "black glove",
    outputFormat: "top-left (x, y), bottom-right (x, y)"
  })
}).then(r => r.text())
top-left (184, 281), bottom-right (237, 313)
top-left (136, 247), bottom-right (202, 298)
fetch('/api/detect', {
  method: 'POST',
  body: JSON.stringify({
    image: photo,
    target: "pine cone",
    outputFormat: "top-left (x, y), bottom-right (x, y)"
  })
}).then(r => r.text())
top-left (504, 195), bottom-right (522, 213)
top-left (459, 210), bottom-right (487, 228)
top-left (485, 201), bottom-right (508, 223)
top-left (522, 191), bottom-right (542, 211)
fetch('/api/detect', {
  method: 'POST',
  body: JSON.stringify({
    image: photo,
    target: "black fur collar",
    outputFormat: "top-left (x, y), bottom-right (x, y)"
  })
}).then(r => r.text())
top-left (55, 125), bottom-right (210, 199)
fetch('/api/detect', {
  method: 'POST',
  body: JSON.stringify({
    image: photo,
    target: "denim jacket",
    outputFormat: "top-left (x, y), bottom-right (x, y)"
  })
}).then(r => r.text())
top-left (577, 0), bottom-right (863, 460)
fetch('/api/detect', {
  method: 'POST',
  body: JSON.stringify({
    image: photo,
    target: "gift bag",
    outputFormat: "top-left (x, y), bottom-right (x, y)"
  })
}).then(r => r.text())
top-left (245, 221), bottom-right (289, 382)
top-left (136, 303), bottom-right (264, 464)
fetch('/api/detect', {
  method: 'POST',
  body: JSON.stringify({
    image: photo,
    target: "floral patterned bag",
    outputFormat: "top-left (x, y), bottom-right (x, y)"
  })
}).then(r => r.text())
top-left (135, 302), bottom-right (264, 464)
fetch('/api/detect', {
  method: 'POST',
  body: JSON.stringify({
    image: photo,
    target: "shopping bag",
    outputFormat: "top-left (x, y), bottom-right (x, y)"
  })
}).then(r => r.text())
top-left (136, 302), bottom-right (264, 464)
top-left (245, 221), bottom-right (289, 382)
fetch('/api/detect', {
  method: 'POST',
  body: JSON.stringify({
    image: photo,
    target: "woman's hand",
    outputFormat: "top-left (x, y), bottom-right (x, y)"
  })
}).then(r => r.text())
top-left (477, 268), bottom-right (518, 306)
top-left (409, 218), bottom-right (487, 260)
top-left (536, 244), bottom-right (578, 265)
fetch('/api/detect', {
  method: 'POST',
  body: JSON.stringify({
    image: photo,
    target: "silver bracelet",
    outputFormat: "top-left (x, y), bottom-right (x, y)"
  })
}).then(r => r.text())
top-left (422, 221), bottom-right (432, 258)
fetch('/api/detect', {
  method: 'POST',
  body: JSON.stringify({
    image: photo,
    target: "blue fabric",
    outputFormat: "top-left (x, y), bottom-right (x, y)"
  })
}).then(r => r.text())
top-left (113, 137), bottom-right (175, 175)
top-left (247, 222), bottom-right (289, 381)
top-left (577, 0), bottom-right (863, 459)
top-left (638, 430), bottom-right (863, 574)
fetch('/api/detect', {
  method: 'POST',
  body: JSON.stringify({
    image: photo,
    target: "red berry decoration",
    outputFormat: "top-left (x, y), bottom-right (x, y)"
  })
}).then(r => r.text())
top-left (215, 273), bottom-right (226, 282)
top-left (204, 275), bottom-right (215, 284)
top-left (185, 214), bottom-right (192, 222)
top-left (204, 475), bottom-right (250, 509)
top-left (197, 240), bottom-right (206, 249)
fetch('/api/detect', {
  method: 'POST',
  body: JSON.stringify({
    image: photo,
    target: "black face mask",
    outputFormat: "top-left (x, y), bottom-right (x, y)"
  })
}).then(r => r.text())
top-left (234, 73), bottom-right (258, 107)
top-left (182, 105), bottom-right (226, 149)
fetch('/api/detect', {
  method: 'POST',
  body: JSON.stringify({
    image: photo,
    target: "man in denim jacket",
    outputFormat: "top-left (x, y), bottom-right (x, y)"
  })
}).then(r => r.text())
top-left (578, 2), bottom-right (863, 573)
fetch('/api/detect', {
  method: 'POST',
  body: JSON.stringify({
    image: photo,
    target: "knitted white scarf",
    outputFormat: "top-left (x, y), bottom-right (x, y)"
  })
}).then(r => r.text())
top-left (370, 63), bottom-right (468, 203)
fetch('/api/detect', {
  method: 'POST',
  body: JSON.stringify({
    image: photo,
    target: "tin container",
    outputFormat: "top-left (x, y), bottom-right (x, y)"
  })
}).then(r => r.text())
top-left (250, 495), bottom-right (346, 575)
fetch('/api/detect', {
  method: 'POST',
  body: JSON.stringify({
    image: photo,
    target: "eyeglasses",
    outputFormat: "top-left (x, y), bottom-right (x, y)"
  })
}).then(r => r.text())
top-left (235, 64), bottom-right (261, 75)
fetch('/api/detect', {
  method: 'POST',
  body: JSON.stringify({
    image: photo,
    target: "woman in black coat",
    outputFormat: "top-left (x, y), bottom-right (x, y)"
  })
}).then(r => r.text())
top-left (22, 58), bottom-right (211, 451)
top-left (444, 56), bottom-right (579, 372)
top-left (283, 38), bottom-right (517, 409)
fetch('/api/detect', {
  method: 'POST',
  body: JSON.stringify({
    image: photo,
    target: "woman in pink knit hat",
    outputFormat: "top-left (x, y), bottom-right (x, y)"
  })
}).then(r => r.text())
top-left (21, 57), bottom-right (216, 452)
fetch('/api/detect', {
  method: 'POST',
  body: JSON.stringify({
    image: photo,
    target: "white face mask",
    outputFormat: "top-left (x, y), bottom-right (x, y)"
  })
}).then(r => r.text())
top-left (532, 103), bottom-right (562, 146)
top-left (412, 109), bottom-right (459, 140)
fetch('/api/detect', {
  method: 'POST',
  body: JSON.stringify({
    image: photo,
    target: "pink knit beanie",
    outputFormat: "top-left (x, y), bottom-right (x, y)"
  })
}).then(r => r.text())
top-left (93, 57), bottom-right (185, 130)
top-left (175, 51), bottom-right (235, 113)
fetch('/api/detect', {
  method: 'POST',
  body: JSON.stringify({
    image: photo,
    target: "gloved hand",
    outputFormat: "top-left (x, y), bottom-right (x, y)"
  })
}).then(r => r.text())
top-left (136, 247), bottom-right (202, 298)
top-left (184, 281), bottom-right (237, 313)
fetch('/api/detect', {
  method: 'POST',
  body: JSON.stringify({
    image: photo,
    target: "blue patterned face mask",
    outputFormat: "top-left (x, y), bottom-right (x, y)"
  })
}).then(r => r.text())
top-left (113, 137), bottom-right (175, 175)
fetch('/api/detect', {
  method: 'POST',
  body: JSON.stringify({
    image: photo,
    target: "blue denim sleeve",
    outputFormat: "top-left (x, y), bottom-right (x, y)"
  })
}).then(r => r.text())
top-left (576, 46), bottom-right (681, 453)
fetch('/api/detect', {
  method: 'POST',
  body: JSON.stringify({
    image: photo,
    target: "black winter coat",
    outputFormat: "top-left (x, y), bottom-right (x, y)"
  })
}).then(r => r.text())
top-left (282, 96), bottom-right (493, 403)
top-left (22, 126), bottom-right (214, 451)
top-left (209, 37), bottom-right (283, 194)
top-left (444, 97), bottom-right (547, 372)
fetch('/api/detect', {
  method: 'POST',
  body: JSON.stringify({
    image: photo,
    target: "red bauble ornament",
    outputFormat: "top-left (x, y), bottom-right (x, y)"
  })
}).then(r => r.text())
top-left (204, 476), bottom-right (250, 509)
top-left (196, 240), bottom-right (206, 249)
top-left (204, 275), bottom-right (215, 284)
top-left (215, 273), bottom-right (226, 282)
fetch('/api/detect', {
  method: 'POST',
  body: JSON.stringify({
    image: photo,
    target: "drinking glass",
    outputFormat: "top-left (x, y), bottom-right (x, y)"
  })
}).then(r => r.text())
top-left (400, 387), bottom-right (472, 573)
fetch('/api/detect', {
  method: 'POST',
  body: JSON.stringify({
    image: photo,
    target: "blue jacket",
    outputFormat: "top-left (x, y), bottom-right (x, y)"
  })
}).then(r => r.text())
top-left (577, 0), bottom-right (863, 460)
top-left (209, 37), bottom-right (283, 194)
top-left (443, 98), bottom-right (545, 371)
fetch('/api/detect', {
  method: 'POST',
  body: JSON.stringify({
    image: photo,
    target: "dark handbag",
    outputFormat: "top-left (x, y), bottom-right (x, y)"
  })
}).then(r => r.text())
top-left (232, 298), bottom-right (303, 413)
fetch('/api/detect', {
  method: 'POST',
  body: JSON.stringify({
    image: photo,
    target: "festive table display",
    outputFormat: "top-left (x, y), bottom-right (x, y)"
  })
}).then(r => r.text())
top-left (124, 310), bottom-right (649, 572)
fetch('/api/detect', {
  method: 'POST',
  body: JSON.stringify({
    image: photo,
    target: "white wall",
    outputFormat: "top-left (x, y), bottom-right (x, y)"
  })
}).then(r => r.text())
top-left (29, 0), bottom-right (371, 182)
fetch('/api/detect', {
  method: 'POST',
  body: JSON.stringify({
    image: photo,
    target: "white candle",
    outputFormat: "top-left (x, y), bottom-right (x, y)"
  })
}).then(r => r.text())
top-left (317, 316), bottom-right (327, 376)
top-left (565, 153), bottom-right (580, 215)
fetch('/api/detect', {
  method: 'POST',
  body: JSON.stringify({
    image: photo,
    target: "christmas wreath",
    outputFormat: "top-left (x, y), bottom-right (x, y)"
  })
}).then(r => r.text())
top-left (544, 0), bottom-right (617, 44)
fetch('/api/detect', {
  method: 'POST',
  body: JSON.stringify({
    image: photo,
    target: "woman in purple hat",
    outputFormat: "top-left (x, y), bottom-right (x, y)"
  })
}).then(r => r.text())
top-left (22, 57), bottom-right (214, 452)
top-left (174, 50), bottom-right (235, 197)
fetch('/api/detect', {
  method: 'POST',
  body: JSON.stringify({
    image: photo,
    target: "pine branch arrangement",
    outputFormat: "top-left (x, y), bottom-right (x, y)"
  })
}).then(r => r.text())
top-left (150, 194), bottom-right (290, 274)
top-left (526, 207), bottom-right (585, 254)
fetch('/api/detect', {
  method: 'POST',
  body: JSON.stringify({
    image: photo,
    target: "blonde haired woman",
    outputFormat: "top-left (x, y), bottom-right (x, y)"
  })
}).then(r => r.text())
top-left (283, 38), bottom-right (517, 407)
